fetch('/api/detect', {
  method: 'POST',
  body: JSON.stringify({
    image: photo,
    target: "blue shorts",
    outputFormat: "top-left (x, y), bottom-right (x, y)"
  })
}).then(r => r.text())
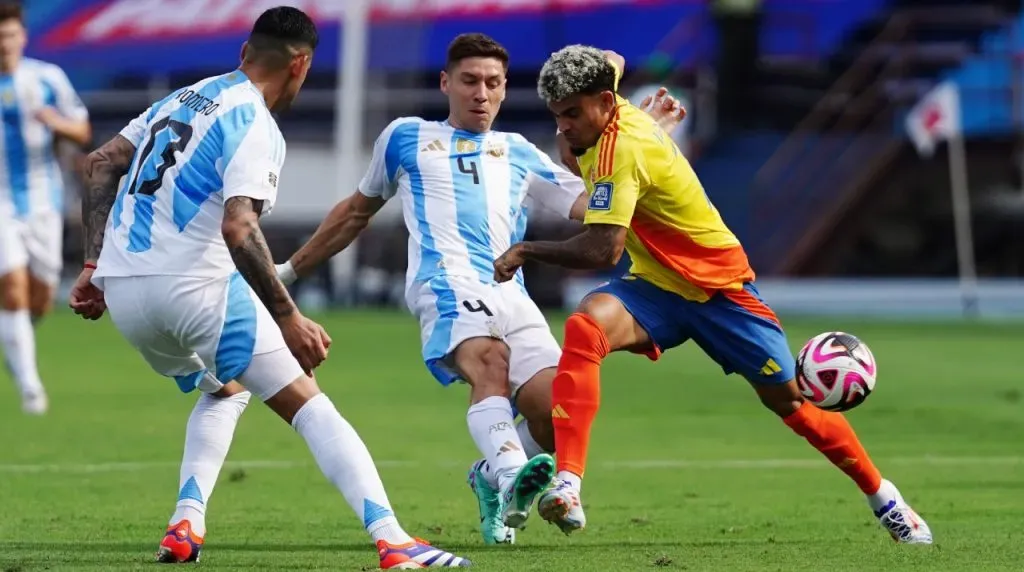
top-left (591, 276), bottom-right (796, 384)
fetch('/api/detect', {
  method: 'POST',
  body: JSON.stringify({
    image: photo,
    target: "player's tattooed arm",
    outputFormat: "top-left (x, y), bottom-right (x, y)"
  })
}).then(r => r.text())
top-left (222, 196), bottom-right (297, 321)
top-left (81, 135), bottom-right (137, 262)
top-left (522, 223), bottom-right (626, 268)
top-left (494, 223), bottom-right (626, 282)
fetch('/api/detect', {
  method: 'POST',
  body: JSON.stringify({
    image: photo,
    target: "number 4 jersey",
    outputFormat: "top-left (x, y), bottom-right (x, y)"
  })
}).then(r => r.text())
top-left (357, 117), bottom-right (583, 294)
top-left (93, 71), bottom-right (283, 286)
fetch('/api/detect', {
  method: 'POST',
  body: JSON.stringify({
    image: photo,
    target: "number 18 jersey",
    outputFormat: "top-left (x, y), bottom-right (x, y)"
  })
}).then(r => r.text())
top-left (94, 70), bottom-right (284, 286)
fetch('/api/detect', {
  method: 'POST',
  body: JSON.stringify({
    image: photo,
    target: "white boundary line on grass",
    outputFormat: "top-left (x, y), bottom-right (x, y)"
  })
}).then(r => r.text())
top-left (0, 455), bottom-right (1021, 474)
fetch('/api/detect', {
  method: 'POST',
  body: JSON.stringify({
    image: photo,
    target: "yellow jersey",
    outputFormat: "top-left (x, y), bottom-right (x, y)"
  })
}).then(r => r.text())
top-left (579, 96), bottom-right (754, 302)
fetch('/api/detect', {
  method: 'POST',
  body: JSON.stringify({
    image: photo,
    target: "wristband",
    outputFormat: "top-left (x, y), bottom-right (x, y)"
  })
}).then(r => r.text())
top-left (276, 260), bottom-right (297, 286)
top-left (84, 262), bottom-right (97, 270)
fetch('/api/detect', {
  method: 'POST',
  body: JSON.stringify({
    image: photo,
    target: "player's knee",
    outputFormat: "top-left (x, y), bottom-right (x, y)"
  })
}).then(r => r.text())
top-left (754, 379), bottom-right (804, 418)
top-left (264, 374), bottom-right (321, 425)
top-left (0, 272), bottom-right (29, 311)
top-left (563, 312), bottom-right (611, 360)
top-left (462, 342), bottom-right (511, 398)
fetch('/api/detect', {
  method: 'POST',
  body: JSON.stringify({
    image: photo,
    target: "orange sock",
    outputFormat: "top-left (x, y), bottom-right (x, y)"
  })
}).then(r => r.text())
top-left (551, 313), bottom-right (610, 479)
top-left (783, 400), bottom-right (882, 494)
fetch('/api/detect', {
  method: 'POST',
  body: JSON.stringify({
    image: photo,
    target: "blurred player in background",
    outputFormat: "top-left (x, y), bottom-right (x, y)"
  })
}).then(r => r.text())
top-left (68, 7), bottom-right (468, 568)
top-left (493, 45), bottom-right (932, 545)
top-left (275, 33), bottom-right (684, 545)
top-left (0, 1), bottom-right (91, 415)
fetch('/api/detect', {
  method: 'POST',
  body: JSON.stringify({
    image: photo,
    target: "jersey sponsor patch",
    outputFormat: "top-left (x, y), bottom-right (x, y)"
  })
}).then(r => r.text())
top-left (588, 182), bottom-right (613, 210)
top-left (267, 171), bottom-right (278, 188)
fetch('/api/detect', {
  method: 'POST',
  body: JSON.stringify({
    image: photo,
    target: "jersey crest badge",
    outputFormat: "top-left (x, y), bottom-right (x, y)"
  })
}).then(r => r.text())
top-left (588, 182), bottom-right (613, 210)
top-left (455, 138), bottom-right (478, 153)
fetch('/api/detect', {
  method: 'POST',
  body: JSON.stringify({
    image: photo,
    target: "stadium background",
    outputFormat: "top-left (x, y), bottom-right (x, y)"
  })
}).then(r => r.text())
top-left (3, 1), bottom-right (1024, 570)
top-left (32, 0), bottom-right (1024, 317)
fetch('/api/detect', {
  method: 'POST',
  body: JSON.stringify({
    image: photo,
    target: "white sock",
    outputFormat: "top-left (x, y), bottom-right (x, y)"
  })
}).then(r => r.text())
top-left (169, 391), bottom-right (251, 536)
top-left (516, 418), bottom-right (547, 457)
top-left (467, 396), bottom-right (528, 492)
top-left (291, 393), bottom-right (412, 545)
top-left (557, 470), bottom-right (582, 492)
top-left (867, 478), bottom-right (900, 515)
top-left (0, 310), bottom-right (44, 398)
top-left (478, 420), bottom-right (548, 490)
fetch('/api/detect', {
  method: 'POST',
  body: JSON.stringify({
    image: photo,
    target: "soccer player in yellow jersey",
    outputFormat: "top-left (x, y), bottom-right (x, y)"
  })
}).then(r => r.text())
top-left (493, 45), bottom-right (932, 544)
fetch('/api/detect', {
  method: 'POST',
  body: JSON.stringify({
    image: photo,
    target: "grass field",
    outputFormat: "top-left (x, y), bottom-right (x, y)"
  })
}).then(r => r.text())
top-left (1, 310), bottom-right (1022, 571)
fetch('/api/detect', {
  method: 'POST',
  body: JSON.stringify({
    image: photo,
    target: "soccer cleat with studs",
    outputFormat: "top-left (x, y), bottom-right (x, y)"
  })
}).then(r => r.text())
top-left (156, 520), bottom-right (203, 563)
top-left (537, 478), bottom-right (586, 535)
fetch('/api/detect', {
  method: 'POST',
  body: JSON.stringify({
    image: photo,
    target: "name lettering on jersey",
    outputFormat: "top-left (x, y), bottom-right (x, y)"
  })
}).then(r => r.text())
top-left (420, 139), bottom-right (447, 153)
top-left (176, 88), bottom-right (220, 116)
top-left (455, 138), bottom-right (478, 153)
top-left (588, 182), bottom-right (613, 211)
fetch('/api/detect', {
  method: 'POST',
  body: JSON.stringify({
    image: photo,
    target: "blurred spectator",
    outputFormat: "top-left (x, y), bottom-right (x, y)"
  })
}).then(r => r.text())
top-left (712, 0), bottom-right (763, 131)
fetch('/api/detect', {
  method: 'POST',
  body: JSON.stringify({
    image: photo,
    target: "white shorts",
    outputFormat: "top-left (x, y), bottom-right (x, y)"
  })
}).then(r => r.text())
top-left (0, 211), bottom-right (63, 285)
top-left (408, 275), bottom-right (562, 396)
top-left (100, 272), bottom-right (302, 401)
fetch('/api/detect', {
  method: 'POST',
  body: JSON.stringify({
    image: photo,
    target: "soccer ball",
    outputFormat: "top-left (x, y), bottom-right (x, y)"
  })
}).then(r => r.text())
top-left (796, 332), bottom-right (877, 412)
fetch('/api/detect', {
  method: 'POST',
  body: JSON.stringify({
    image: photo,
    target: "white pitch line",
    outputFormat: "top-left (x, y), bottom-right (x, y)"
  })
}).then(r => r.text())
top-left (0, 455), bottom-right (1021, 474)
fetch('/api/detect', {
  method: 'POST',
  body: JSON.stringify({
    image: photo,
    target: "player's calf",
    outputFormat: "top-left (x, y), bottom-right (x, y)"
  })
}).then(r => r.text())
top-left (157, 381), bottom-right (251, 563)
top-left (255, 364), bottom-right (470, 564)
top-left (28, 274), bottom-right (56, 321)
top-left (0, 268), bottom-right (47, 413)
top-left (757, 381), bottom-right (932, 544)
top-left (455, 338), bottom-right (532, 494)
top-left (512, 368), bottom-right (557, 453)
top-left (758, 381), bottom-right (883, 494)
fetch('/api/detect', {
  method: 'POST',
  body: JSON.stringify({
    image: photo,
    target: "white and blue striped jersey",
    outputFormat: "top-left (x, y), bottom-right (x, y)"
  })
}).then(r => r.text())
top-left (359, 117), bottom-right (583, 290)
top-left (0, 58), bottom-right (88, 219)
top-left (93, 71), bottom-right (285, 283)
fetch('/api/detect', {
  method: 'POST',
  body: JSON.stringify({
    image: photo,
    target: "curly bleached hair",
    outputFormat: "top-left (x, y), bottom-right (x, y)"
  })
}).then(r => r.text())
top-left (537, 45), bottom-right (617, 103)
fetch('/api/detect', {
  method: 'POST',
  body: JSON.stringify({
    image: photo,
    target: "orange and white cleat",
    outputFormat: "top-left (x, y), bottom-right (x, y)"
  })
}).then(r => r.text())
top-left (156, 520), bottom-right (204, 563)
top-left (537, 479), bottom-right (586, 535)
top-left (377, 537), bottom-right (471, 568)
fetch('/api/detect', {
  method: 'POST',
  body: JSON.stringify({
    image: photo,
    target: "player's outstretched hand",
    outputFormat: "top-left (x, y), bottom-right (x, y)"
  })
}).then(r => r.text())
top-left (279, 312), bottom-right (331, 376)
top-left (69, 267), bottom-right (106, 320)
top-left (493, 244), bottom-right (526, 283)
top-left (640, 87), bottom-right (686, 134)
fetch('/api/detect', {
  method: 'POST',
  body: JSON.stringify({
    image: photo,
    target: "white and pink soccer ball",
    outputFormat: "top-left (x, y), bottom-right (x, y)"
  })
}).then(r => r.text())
top-left (796, 332), bottom-right (877, 412)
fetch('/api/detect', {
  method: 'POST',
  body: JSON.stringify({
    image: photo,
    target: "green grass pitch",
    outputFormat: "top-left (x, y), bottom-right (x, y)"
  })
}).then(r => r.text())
top-left (1, 311), bottom-right (1022, 570)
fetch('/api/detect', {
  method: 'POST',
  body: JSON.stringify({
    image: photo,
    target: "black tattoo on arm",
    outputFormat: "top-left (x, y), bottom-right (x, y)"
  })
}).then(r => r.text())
top-left (81, 135), bottom-right (137, 261)
top-left (519, 223), bottom-right (627, 269)
top-left (222, 196), bottom-right (296, 321)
